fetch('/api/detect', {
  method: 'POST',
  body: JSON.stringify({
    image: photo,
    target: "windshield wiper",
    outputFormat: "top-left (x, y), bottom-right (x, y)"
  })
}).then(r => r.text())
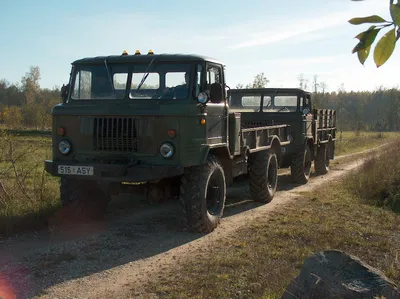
top-left (104, 59), bottom-right (115, 94)
top-left (136, 57), bottom-right (156, 93)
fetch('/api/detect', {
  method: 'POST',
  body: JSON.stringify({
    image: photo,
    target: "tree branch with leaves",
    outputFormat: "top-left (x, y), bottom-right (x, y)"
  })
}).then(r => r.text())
top-left (349, 0), bottom-right (400, 67)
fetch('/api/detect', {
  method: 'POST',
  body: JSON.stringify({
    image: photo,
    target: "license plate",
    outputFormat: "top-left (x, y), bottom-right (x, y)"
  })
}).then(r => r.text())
top-left (57, 165), bottom-right (94, 176)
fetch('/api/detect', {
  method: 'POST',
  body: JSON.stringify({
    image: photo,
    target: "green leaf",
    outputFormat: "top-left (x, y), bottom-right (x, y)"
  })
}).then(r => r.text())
top-left (373, 28), bottom-right (397, 68)
top-left (352, 27), bottom-right (381, 53)
top-left (349, 15), bottom-right (388, 25)
top-left (357, 46), bottom-right (371, 65)
top-left (354, 25), bottom-right (376, 40)
top-left (390, 3), bottom-right (400, 26)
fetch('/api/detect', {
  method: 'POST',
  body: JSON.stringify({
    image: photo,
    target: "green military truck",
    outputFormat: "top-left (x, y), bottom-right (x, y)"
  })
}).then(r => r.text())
top-left (45, 51), bottom-right (292, 233)
top-left (228, 88), bottom-right (336, 184)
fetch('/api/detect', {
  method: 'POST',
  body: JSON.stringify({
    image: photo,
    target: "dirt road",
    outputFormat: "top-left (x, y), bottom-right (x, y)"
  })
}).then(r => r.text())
top-left (0, 147), bottom-right (383, 299)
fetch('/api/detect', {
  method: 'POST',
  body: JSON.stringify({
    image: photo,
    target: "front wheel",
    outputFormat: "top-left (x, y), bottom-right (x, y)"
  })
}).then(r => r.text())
top-left (179, 156), bottom-right (226, 233)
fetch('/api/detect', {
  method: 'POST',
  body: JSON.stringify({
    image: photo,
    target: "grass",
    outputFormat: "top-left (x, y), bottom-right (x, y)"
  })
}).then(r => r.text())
top-left (346, 140), bottom-right (400, 213)
top-left (136, 140), bottom-right (400, 299)
top-left (334, 130), bottom-right (399, 156)
top-left (0, 130), bottom-right (398, 238)
top-left (0, 131), bottom-right (60, 237)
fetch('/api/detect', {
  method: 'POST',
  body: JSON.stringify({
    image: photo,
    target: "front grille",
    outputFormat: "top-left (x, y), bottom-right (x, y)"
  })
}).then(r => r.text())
top-left (93, 117), bottom-right (137, 152)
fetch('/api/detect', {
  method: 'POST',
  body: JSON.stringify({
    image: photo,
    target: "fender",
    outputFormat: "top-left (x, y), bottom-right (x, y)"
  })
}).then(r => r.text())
top-left (200, 143), bottom-right (233, 165)
top-left (270, 135), bottom-right (283, 165)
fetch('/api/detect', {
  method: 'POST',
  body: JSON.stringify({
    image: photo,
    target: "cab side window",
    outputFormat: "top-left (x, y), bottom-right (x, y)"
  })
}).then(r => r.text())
top-left (206, 65), bottom-right (222, 88)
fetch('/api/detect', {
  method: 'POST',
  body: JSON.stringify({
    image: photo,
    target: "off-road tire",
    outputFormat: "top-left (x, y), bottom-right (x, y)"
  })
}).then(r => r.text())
top-left (179, 156), bottom-right (226, 233)
top-left (328, 139), bottom-right (335, 159)
top-left (248, 150), bottom-right (278, 203)
top-left (291, 144), bottom-right (312, 184)
top-left (314, 143), bottom-right (329, 175)
top-left (60, 178), bottom-right (110, 222)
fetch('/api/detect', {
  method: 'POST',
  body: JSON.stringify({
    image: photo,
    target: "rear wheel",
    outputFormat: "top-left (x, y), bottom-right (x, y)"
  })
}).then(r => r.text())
top-left (59, 178), bottom-right (110, 222)
top-left (314, 143), bottom-right (329, 175)
top-left (291, 144), bottom-right (312, 184)
top-left (179, 156), bottom-right (226, 233)
top-left (328, 139), bottom-right (335, 159)
top-left (248, 150), bottom-right (278, 203)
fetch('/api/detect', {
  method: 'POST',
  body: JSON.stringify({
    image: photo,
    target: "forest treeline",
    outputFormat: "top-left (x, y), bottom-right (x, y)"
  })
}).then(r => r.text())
top-left (0, 66), bottom-right (60, 130)
top-left (0, 67), bottom-right (399, 131)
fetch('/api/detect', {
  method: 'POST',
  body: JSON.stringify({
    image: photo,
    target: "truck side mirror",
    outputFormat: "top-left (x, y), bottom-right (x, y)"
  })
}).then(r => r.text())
top-left (210, 83), bottom-right (223, 103)
top-left (60, 83), bottom-right (70, 103)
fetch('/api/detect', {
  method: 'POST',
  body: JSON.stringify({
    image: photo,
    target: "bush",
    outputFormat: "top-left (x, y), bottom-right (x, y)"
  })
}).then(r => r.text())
top-left (2, 106), bottom-right (22, 128)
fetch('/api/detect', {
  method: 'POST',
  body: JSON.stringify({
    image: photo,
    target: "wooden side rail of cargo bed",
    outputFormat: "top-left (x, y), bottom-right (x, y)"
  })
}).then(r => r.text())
top-left (241, 124), bottom-right (291, 153)
top-left (312, 109), bottom-right (337, 143)
top-left (317, 127), bottom-right (336, 144)
top-left (313, 109), bottom-right (337, 128)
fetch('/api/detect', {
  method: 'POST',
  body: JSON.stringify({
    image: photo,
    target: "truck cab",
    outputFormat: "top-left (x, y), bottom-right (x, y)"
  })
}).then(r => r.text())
top-left (48, 51), bottom-right (229, 178)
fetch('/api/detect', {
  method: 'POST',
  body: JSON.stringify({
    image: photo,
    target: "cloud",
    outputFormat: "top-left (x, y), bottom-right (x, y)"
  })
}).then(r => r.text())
top-left (261, 54), bottom-right (349, 67)
top-left (227, 11), bottom-right (354, 49)
top-left (226, 1), bottom-right (390, 50)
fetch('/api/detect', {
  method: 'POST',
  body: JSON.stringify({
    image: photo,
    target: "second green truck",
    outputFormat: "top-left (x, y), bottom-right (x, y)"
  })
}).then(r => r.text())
top-left (229, 87), bottom-right (337, 184)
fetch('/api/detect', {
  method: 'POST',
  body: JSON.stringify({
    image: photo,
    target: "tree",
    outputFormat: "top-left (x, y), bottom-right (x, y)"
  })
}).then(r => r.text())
top-left (297, 73), bottom-right (309, 90)
top-left (235, 73), bottom-right (270, 89)
top-left (236, 83), bottom-right (244, 89)
top-left (252, 72), bottom-right (269, 88)
top-left (349, 0), bottom-right (400, 67)
top-left (312, 74), bottom-right (319, 93)
top-left (21, 66), bottom-right (41, 106)
top-left (20, 66), bottom-right (42, 128)
top-left (320, 82), bottom-right (328, 94)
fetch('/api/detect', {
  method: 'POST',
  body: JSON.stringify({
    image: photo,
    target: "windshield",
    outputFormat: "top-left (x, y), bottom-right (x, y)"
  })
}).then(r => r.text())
top-left (70, 62), bottom-right (192, 100)
top-left (230, 93), bottom-right (301, 112)
top-left (272, 95), bottom-right (299, 112)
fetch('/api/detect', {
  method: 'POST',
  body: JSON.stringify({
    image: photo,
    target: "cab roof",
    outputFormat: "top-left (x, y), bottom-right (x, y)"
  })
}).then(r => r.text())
top-left (229, 88), bottom-right (311, 95)
top-left (72, 53), bottom-right (224, 66)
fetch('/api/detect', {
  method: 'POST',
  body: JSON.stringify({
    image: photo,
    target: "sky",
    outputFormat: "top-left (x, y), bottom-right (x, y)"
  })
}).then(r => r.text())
top-left (0, 0), bottom-right (398, 92)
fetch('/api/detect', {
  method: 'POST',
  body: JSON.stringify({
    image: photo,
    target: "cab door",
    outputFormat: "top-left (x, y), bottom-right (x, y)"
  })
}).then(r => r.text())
top-left (205, 63), bottom-right (228, 146)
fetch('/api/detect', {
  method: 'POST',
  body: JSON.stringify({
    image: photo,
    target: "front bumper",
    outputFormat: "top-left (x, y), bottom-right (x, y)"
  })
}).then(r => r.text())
top-left (44, 160), bottom-right (184, 182)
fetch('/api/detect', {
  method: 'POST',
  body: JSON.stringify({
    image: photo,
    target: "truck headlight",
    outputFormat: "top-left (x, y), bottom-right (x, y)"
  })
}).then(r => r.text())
top-left (59, 140), bottom-right (71, 155)
top-left (160, 143), bottom-right (174, 158)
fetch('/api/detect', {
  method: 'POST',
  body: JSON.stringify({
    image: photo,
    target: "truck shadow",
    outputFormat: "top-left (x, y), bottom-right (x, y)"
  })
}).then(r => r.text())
top-left (223, 171), bottom-right (315, 216)
top-left (3, 170), bottom-right (318, 298)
